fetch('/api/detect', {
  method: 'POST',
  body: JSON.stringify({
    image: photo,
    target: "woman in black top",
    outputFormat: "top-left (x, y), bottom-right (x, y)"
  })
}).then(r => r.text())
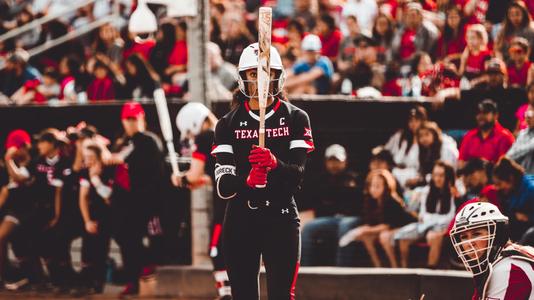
top-left (212, 43), bottom-right (314, 300)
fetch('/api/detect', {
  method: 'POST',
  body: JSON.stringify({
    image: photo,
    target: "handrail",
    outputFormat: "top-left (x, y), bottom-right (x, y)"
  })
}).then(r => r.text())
top-left (27, 14), bottom-right (117, 57)
top-left (0, 0), bottom-right (97, 43)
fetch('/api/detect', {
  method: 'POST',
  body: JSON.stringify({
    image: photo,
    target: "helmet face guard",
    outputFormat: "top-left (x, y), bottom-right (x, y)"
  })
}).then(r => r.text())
top-left (450, 221), bottom-right (497, 276)
top-left (237, 69), bottom-right (286, 99)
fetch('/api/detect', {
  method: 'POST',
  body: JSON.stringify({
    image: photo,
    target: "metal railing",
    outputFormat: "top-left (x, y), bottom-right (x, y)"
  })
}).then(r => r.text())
top-left (0, 0), bottom-right (121, 69)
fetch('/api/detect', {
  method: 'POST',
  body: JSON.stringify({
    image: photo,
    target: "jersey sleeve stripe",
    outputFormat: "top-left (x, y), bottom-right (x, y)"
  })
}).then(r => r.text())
top-left (211, 144), bottom-right (234, 155)
top-left (290, 140), bottom-right (315, 151)
top-left (79, 178), bottom-right (90, 188)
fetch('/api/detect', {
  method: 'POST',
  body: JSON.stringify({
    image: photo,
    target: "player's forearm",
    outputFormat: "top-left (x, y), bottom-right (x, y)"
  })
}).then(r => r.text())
top-left (271, 149), bottom-right (307, 191)
top-left (215, 153), bottom-right (243, 199)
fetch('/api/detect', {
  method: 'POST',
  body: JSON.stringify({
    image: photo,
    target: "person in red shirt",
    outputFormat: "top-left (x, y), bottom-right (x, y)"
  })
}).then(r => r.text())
top-left (507, 37), bottom-right (533, 88)
top-left (435, 5), bottom-right (467, 63)
top-left (317, 14), bottom-right (342, 63)
top-left (87, 61), bottom-right (115, 101)
top-left (459, 24), bottom-right (492, 80)
top-left (458, 99), bottom-right (515, 168)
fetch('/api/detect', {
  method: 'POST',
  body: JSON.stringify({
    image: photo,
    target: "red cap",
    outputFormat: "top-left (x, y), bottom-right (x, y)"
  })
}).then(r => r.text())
top-left (5, 129), bottom-right (31, 150)
top-left (121, 102), bottom-right (145, 120)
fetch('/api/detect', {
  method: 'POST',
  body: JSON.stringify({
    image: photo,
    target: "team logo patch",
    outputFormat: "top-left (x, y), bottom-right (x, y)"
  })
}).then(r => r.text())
top-left (304, 128), bottom-right (312, 138)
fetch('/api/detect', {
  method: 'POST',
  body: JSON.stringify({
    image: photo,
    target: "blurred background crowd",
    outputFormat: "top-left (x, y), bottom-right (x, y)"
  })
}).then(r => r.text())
top-left (0, 0), bottom-right (533, 297)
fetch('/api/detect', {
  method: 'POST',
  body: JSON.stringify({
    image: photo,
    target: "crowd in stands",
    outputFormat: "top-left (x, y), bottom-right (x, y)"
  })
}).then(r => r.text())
top-left (2, 0), bottom-right (534, 103)
top-left (299, 101), bottom-right (534, 268)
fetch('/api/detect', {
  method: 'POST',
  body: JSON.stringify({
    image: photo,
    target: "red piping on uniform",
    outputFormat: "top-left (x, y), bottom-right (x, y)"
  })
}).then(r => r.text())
top-left (504, 263), bottom-right (531, 300)
top-left (192, 151), bottom-right (207, 162)
top-left (210, 224), bottom-right (223, 248)
top-left (244, 98), bottom-right (281, 112)
top-left (290, 262), bottom-right (299, 300)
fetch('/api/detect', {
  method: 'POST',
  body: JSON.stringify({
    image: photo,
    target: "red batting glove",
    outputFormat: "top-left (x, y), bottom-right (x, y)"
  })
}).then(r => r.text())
top-left (248, 145), bottom-right (278, 170)
top-left (246, 167), bottom-right (268, 188)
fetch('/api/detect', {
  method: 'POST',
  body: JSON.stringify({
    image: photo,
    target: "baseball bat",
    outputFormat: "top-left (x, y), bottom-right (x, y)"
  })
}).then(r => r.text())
top-left (154, 88), bottom-right (180, 175)
top-left (256, 7), bottom-right (272, 189)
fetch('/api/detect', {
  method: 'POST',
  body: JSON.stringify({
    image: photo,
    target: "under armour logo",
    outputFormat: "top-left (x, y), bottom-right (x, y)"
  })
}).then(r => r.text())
top-left (265, 201), bottom-right (270, 206)
top-left (240, 121), bottom-right (248, 127)
top-left (281, 208), bottom-right (289, 214)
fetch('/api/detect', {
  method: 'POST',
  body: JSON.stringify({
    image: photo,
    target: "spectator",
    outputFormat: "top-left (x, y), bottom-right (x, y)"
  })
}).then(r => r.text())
top-left (458, 0), bottom-right (490, 24)
top-left (372, 13), bottom-right (395, 64)
top-left (300, 144), bottom-right (362, 267)
top-left (411, 121), bottom-right (458, 186)
top-left (206, 42), bottom-right (237, 99)
top-left (58, 56), bottom-right (84, 101)
top-left (316, 14), bottom-right (342, 63)
top-left (506, 37), bottom-right (533, 88)
top-left (515, 82), bottom-right (534, 133)
top-left (121, 54), bottom-right (159, 100)
top-left (343, 60), bottom-right (382, 98)
top-left (339, 169), bottom-right (416, 268)
top-left (456, 158), bottom-right (492, 206)
top-left (369, 146), bottom-right (396, 173)
top-left (341, 0), bottom-right (378, 34)
top-left (92, 23), bottom-right (123, 64)
top-left (459, 24), bottom-right (491, 80)
top-left (284, 19), bottom-right (306, 58)
top-left (435, 5), bottom-right (467, 63)
top-left (391, 2), bottom-right (438, 62)
top-left (492, 157), bottom-right (534, 245)
top-left (78, 144), bottom-right (113, 294)
top-left (0, 50), bottom-right (41, 98)
top-left (406, 52), bottom-right (434, 97)
top-left (495, 1), bottom-right (534, 62)
top-left (385, 105), bottom-right (428, 188)
top-left (286, 34), bottom-right (334, 95)
top-left (86, 60), bottom-right (115, 101)
top-left (11, 68), bottom-right (60, 105)
top-left (150, 21), bottom-right (187, 83)
top-left (458, 99), bottom-right (515, 168)
top-left (220, 13), bottom-right (254, 65)
top-left (338, 15), bottom-right (361, 73)
top-left (507, 104), bottom-right (534, 174)
top-left (394, 161), bottom-right (456, 268)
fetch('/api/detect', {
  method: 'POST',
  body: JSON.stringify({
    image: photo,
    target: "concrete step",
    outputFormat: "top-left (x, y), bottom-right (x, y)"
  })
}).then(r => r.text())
top-left (155, 265), bottom-right (473, 300)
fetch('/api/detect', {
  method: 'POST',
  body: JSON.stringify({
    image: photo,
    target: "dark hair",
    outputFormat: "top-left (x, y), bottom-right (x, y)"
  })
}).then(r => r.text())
top-left (319, 14), bottom-right (336, 32)
top-left (363, 169), bottom-right (403, 225)
top-left (426, 161), bottom-right (455, 214)
top-left (460, 158), bottom-right (491, 176)
top-left (370, 146), bottom-right (396, 169)
top-left (85, 144), bottom-right (102, 161)
top-left (43, 68), bottom-right (59, 82)
top-left (125, 53), bottom-right (159, 97)
top-left (347, 61), bottom-right (373, 89)
top-left (417, 121), bottom-right (443, 176)
top-left (502, 1), bottom-right (532, 38)
top-left (288, 19), bottom-right (305, 36)
top-left (372, 13), bottom-right (394, 45)
top-left (410, 51), bottom-right (431, 76)
top-left (399, 105), bottom-right (428, 154)
top-left (441, 5), bottom-right (465, 56)
top-left (493, 157), bottom-right (525, 185)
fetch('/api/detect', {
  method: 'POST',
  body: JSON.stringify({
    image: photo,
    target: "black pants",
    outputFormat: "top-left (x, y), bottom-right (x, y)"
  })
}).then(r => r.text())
top-left (81, 207), bottom-right (111, 286)
top-left (223, 200), bottom-right (300, 300)
top-left (112, 190), bottom-right (153, 284)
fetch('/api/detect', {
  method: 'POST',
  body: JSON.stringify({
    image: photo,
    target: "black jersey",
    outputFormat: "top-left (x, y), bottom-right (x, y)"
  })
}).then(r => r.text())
top-left (122, 131), bottom-right (165, 195)
top-left (193, 130), bottom-right (216, 182)
top-left (28, 155), bottom-right (70, 207)
top-left (212, 98), bottom-right (314, 206)
top-left (0, 163), bottom-right (7, 188)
